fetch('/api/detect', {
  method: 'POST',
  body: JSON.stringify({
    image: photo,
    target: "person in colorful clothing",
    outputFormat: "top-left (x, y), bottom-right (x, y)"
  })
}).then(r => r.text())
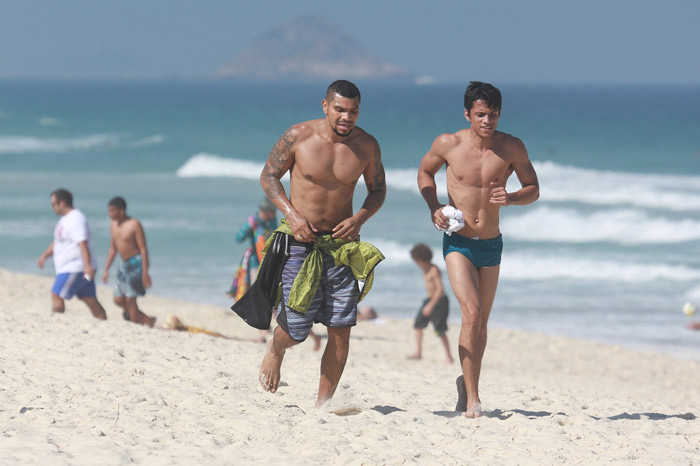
top-left (228, 197), bottom-right (278, 300)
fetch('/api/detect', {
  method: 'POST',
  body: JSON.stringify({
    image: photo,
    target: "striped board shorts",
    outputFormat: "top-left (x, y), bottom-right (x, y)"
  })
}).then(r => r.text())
top-left (277, 239), bottom-right (359, 342)
top-left (51, 272), bottom-right (96, 299)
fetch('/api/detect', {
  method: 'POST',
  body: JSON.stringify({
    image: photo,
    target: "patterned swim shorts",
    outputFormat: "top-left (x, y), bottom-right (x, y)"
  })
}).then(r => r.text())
top-left (277, 239), bottom-right (359, 342)
top-left (115, 254), bottom-right (146, 298)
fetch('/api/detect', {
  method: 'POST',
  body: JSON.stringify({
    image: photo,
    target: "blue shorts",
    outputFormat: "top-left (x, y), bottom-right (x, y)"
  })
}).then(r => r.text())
top-left (443, 233), bottom-right (503, 269)
top-left (51, 272), bottom-right (97, 299)
top-left (115, 254), bottom-right (146, 298)
top-left (277, 239), bottom-right (359, 342)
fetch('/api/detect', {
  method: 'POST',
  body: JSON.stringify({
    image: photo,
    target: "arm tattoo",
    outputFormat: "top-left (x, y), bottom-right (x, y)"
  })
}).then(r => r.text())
top-left (361, 138), bottom-right (386, 213)
top-left (268, 129), bottom-right (296, 174)
top-left (261, 128), bottom-right (296, 199)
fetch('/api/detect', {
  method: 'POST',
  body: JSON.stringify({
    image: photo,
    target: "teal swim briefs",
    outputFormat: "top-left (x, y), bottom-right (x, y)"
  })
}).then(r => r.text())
top-left (442, 233), bottom-right (503, 269)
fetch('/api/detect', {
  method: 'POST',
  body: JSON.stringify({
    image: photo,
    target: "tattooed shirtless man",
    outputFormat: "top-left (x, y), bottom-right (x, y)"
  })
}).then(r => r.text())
top-left (258, 80), bottom-right (386, 407)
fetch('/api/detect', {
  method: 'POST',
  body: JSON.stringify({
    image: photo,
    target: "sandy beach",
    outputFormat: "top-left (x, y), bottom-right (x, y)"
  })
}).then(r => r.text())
top-left (1, 267), bottom-right (699, 465)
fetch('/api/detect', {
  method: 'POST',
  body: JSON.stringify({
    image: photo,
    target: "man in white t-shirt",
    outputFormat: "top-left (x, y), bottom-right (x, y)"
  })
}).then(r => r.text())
top-left (37, 188), bottom-right (107, 320)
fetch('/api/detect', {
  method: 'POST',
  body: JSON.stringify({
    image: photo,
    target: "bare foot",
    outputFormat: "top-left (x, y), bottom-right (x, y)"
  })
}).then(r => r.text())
top-left (259, 339), bottom-right (284, 393)
top-left (446, 356), bottom-right (454, 364)
top-left (406, 354), bottom-right (422, 360)
top-left (455, 375), bottom-right (467, 412)
top-left (463, 402), bottom-right (482, 418)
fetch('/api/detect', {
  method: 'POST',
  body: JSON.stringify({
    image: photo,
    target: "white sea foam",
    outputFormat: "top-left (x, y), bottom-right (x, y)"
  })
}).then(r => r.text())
top-left (175, 156), bottom-right (699, 211)
top-left (501, 253), bottom-right (700, 283)
top-left (38, 117), bottom-right (62, 127)
top-left (372, 238), bottom-right (700, 283)
top-left (0, 135), bottom-right (120, 154)
top-left (366, 238), bottom-right (440, 267)
top-left (502, 205), bottom-right (700, 244)
top-left (685, 285), bottom-right (700, 302)
top-left (0, 220), bottom-right (54, 238)
top-left (528, 161), bottom-right (700, 212)
top-left (128, 134), bottom-right (165, 147)
top-left (175, 154), bottom-right (445, 193)
top-left (176, 153), bottom-right (268, 179)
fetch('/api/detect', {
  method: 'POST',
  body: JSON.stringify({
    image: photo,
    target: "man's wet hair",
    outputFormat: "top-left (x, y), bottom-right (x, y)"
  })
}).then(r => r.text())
top-left (108, 196), bottom-right (127, 210)
top-left (410, 243), bottom-right (433, 262)
top-left (325, 80), bottom-right (361, 103)
top-left (464, 81), bottom-right (502, 112)
top-left (51, 188), bottom-right (73, 207)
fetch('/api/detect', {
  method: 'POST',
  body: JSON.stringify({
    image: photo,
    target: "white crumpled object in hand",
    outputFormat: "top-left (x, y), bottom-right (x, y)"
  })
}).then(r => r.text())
top-left (435, 205), bottom-right (465, 236)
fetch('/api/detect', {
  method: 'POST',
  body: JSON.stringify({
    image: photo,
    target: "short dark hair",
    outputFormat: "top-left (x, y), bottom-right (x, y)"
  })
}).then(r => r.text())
top-left (410, 243), bottom-right (433, 262)
top-left (325, 80), bottom-right (361, 103)
top-left (108, 196), bottom-right (127, 210)
top-left (51, 188), bottom-right (73, 207)
top-left (464, 81), bottom-right (502, 112)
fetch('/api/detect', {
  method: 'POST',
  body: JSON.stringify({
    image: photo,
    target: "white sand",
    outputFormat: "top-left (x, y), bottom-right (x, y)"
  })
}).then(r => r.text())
top-left (1, 268), bottom-right (699, 465)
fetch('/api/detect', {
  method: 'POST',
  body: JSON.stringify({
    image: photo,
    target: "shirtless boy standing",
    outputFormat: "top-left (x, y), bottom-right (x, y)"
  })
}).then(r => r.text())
top-left (406, 243), bottom-right (453, 364)
top-left (257, 80), bottom-right (386, 407)
top-left (102, 196), bottom-right (155, 327)
top-left (417, 81), bottom-right (539, 418)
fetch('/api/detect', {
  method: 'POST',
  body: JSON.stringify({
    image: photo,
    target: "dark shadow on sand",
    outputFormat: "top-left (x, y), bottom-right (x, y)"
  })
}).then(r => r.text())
top-left (432, 409), bottom-right (697, 421)
top-left (432, 409), bottom-right (565, 419)
top-left (371, 405), bottom-right (406, 415)
top-left (590, 412), bottom-right (696, 421)
top-left (432, 410), bottom-right (464, 418)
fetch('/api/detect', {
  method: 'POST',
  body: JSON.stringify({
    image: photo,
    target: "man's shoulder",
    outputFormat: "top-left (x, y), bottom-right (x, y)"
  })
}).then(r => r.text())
top-left (432, 131), bottom-right (463, 150)
top-left (125, 217), bottom-right (143, 231)
top-left (349, 126), bottom-right (378, 149)
top-left (495, 131), bottom-right (523, 146)
top-left (494, 132), bottom-right (527, 156)
top-left (116, 217), bottom-right (141, 232)
top-left (63, 209), bottom-right (87, 224)
top-left (287, 120), bottom-right (321, 141)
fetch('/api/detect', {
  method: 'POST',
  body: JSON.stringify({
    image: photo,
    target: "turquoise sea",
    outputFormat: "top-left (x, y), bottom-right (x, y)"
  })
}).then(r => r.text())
top-left (1, 80), bottom-right (699, 359)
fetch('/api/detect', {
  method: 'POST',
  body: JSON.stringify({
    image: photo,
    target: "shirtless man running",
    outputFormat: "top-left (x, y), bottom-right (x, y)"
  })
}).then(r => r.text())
top-left (258, 80), bottom-right (386, 407)
top-left (418, 81), bottom-right (539, 418)
top-left (102, 196), bottom-right (155, 327)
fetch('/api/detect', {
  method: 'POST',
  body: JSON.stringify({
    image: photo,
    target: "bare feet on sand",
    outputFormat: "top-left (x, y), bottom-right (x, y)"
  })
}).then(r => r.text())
top-left (455, 375), bottom-right (483, 418)
top-left (406, 353), bottom-right (422, 360)
top-left (259, 339), bottom-right (284, 393)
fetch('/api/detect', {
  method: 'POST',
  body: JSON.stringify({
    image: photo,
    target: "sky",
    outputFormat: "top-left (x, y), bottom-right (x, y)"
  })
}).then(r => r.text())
top-left (1, 0), bottom-right (699, 85)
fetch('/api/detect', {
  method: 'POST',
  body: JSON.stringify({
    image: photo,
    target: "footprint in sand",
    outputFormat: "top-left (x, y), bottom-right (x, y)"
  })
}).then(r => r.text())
top-left (331, 406), bottom-right (362, 416)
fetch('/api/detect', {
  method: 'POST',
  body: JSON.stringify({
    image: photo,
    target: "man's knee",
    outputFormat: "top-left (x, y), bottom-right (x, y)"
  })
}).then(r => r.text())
top-left (113, 296), bottom-right (126, 307)
top-left (327, 327), bottom-right (351, 352)
top-left (459, 300), bottom-right (482, 321)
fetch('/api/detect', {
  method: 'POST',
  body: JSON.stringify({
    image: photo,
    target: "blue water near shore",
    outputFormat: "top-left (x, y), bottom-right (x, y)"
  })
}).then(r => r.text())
top-left (1, 80), bottom-right (699, 359)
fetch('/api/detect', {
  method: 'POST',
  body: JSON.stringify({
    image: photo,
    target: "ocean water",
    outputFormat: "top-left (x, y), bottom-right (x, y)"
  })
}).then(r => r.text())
top-left (1, 80), bottom-right (699, 359)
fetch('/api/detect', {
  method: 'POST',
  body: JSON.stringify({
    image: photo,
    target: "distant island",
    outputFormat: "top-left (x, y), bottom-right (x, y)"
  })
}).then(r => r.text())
top-left (216, 15), bottom-right (414, 82)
